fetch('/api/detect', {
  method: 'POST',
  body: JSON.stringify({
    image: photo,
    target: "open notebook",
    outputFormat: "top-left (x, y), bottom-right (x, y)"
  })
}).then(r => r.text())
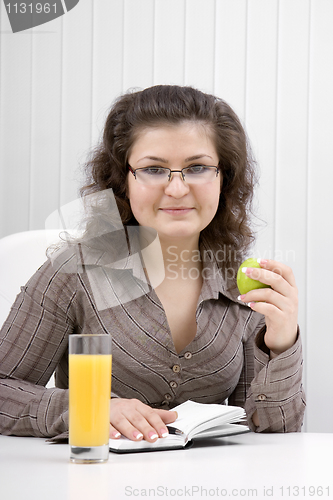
top-left (109, 400), bottom-right (250, 453)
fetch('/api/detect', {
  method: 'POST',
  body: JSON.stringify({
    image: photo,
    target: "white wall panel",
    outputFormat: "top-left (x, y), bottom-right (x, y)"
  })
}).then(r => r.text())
top-left (215, 0), bottom-right (247, 118)
top-left (184, 0), bottom-right (216, 92)
top-left (123, 0), bottom-right (155, 91)
top-left (154, 0), bottom-right (185, 85)
top-left (246, 0), bottom-right (278, 259)
top-left (29, 18), bottom-right (63, 231)
top-left (91, 0), bottom-right (124, 144)
top-left (60, 1), bottom-right (94, 206)
top-left (275, 0), bottom-right (310, 266)
top-left (306, 0), bottom-right (333, 433)
top-left (0, 23), bottom-right (33, 236)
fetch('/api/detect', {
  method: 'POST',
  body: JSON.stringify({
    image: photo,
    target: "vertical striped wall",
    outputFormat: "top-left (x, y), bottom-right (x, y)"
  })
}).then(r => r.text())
top-left (1, 0), bottom-right (333, 432)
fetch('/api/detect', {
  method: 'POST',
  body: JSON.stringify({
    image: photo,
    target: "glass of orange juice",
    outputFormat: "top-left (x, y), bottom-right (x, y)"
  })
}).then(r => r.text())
top-left (69, 334), bottom-right (112, 463)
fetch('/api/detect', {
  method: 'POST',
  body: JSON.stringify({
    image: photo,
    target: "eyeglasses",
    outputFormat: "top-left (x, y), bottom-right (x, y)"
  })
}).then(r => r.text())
top-left (127, 164), bottom-right (220, 186)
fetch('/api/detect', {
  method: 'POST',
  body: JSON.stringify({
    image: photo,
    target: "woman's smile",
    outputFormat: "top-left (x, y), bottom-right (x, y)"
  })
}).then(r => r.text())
top-left (158, 206), bottom-right (194, 216)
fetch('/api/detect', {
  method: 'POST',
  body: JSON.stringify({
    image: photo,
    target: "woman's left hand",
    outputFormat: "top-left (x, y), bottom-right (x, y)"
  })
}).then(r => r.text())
top-left (238, 259), bottom-right (298, 358)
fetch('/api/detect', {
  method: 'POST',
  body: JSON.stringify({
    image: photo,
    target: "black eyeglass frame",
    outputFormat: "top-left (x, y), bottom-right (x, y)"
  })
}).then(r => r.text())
top-left (127, 163), bottom-right (220, 182)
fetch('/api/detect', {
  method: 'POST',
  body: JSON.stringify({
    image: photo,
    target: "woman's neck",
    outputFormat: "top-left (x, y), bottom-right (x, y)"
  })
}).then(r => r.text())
top-left (159, 236), bottom-right (202, 281)
top-left (139, 229), bottom-right (203, 285)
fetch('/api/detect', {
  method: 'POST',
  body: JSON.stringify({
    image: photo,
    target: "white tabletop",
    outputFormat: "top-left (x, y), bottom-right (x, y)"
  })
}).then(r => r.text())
top-left (0, 433), bottom-right (331, 500)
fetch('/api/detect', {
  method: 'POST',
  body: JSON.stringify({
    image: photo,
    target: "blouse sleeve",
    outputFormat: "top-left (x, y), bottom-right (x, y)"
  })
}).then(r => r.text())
top-left (0, 260), bottom-right (76, 437)
top-left (229, 318), bottom-right (306, 433)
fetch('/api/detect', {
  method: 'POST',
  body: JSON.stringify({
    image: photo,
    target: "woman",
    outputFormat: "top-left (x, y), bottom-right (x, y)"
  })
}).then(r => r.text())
top-left (0, 85), bottom-right (305, 441)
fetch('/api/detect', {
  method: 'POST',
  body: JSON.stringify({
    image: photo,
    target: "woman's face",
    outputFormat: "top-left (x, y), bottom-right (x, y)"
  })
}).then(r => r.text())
top-left (127, 122), bottom-right (221, 246)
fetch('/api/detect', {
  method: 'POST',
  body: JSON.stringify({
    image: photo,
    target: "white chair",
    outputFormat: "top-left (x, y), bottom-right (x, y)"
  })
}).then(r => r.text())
top-left (0, 229), bottom-right (62, 387)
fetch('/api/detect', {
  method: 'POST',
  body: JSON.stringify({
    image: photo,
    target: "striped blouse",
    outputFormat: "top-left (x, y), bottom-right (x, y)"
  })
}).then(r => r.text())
top-left (0, 239), bottom-right (306, 438)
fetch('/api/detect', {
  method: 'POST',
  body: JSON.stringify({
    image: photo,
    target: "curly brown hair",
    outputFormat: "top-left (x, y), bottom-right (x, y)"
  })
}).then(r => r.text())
top-left (81, 85), bottom-right (258, 266)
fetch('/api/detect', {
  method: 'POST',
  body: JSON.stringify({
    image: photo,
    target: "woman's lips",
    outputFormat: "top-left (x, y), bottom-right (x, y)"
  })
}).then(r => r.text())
top-left (159, 207), bottom-right (194, 215)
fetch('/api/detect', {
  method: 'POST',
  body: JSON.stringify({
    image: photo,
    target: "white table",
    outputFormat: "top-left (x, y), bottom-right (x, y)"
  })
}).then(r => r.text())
top-left (0, 433), bottom-right (331, 500)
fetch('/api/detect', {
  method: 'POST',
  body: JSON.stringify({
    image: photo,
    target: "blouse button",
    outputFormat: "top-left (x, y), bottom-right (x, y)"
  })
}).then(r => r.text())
top-left (257, 394), bottom-right (267, 401)
top-left (164, 393), bottom-right (172, 401)
top-left (172, 364), bottom-right (181, 373)
top-left (184, 352), bottom-right (192, 360)
top-left (169, 381), bottom-right (178, 389)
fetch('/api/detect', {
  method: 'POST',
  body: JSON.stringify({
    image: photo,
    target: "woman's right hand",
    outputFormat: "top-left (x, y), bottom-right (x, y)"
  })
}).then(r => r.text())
top-left (109, 398), bottom-right (178, 442)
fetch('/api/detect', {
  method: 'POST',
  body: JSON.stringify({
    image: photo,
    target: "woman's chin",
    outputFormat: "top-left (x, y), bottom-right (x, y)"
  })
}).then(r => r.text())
top-left (156, 226), bottom-right (201, 244)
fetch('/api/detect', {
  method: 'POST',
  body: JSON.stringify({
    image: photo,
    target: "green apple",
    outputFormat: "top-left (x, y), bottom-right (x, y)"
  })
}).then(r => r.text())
top-left (237, 258), bottom-right (270, 295)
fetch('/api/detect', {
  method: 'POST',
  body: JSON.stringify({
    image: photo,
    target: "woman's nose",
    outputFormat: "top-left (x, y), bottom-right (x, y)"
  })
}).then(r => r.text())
top-left (163, 172), bottom-right (190, 197)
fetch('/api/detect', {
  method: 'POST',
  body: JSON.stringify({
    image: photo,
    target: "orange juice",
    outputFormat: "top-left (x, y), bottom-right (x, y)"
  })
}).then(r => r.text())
top-left (69, 354), bottom-right (112, 447)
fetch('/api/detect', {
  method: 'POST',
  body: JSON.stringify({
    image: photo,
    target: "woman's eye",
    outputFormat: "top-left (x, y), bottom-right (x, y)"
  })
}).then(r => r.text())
top-left (142, 167), bottom-right (166, 176)
top-left (186, 165), bottom-right (208, 174)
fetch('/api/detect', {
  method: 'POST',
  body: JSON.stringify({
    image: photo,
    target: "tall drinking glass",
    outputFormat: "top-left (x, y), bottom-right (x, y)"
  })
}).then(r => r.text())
top-left (69, 334), bottom-right (112, 463)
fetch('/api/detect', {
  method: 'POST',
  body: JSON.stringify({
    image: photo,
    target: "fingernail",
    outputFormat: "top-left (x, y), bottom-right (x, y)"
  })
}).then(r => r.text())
top-left (111, 431), bottom-right (121, 438)
top-left (237, 295), bottom-right (245, 301)
top-left (241, 267), bottom-right (247, 274)
top-left (133, 431), bottom-right (143, 440)
top-left (160, 428), bottom-right (169, 438)
top-left (257, 258), bottom-right (268, 265)
top-left (148, 432), bottom-right (158, 440)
